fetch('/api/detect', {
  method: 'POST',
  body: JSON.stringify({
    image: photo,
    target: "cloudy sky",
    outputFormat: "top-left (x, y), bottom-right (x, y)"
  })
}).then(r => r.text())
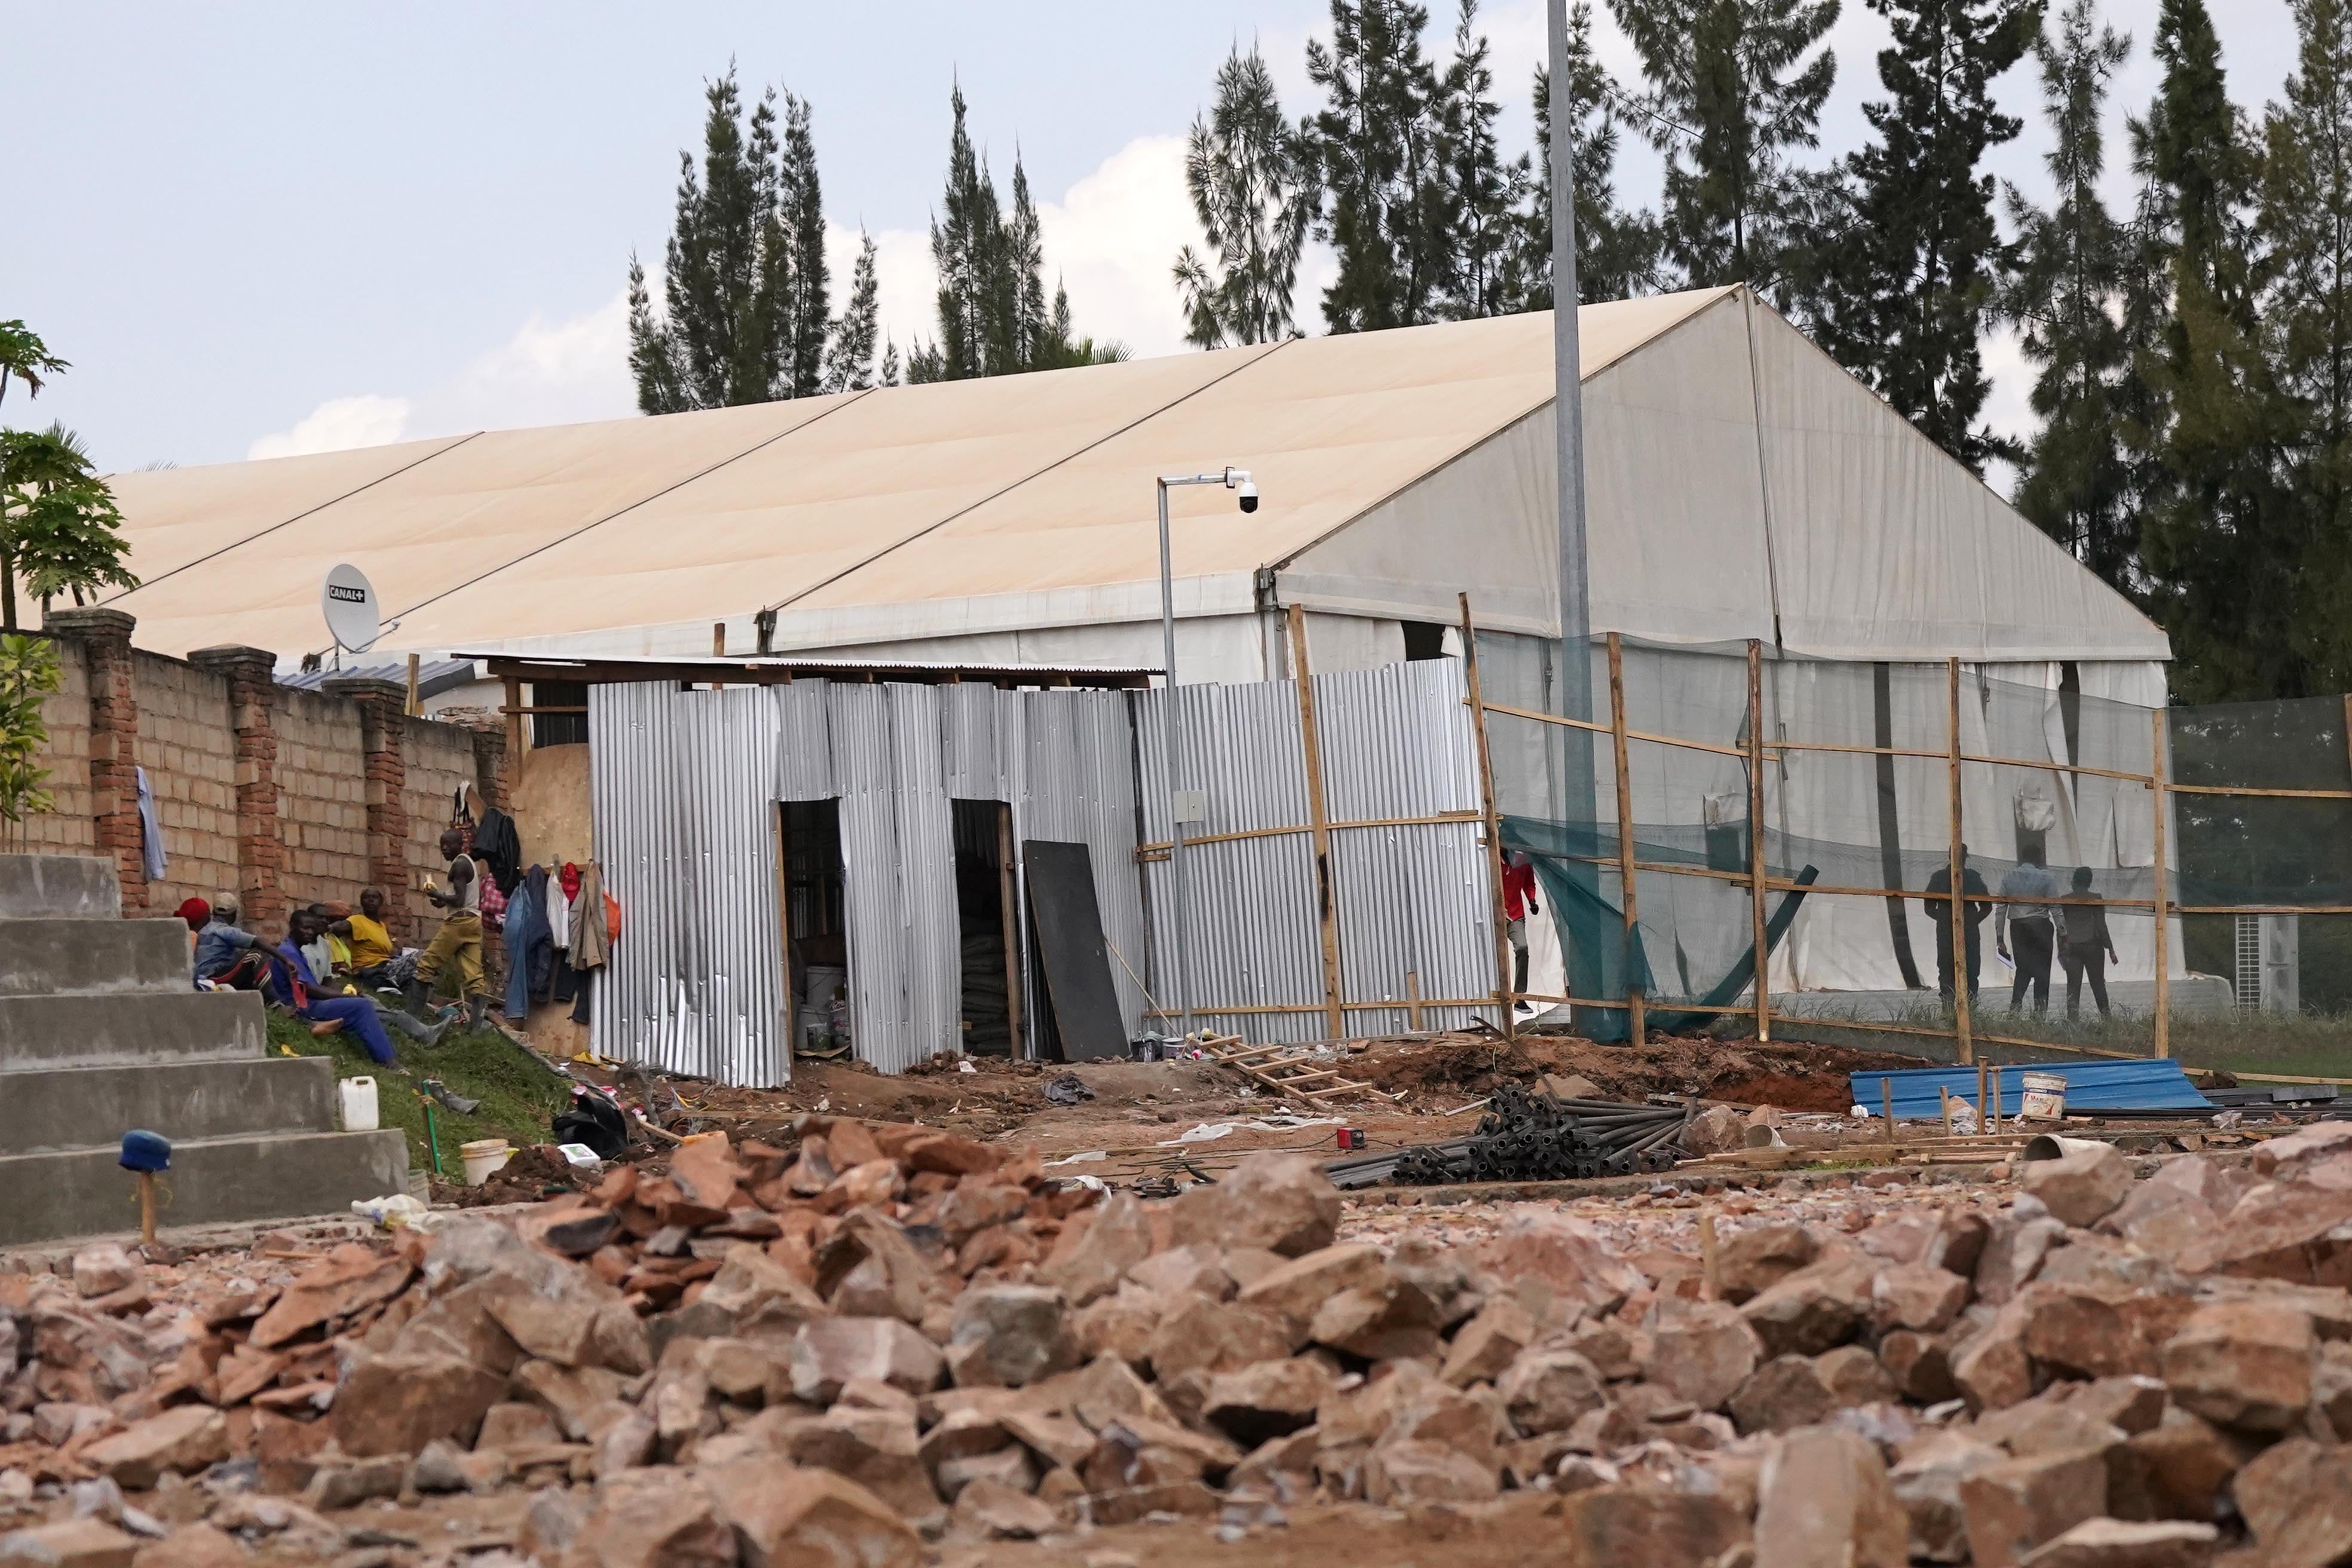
top-left (1, 2), bottom-right (2301, 479)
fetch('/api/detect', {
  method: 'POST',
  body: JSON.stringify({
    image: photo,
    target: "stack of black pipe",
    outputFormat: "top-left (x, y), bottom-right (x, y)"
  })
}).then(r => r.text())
top-left (1364, 1089), bottom-right (1693, 1187)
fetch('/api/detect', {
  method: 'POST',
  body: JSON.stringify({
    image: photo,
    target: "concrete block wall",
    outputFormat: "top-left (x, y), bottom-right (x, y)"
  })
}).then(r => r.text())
top-left (17, 636), bottom-right (95, 859)
top-left (27, 612), bottom-right (506, 939)
top-left (276, 688), bottom-right (370, 911)
top-left (130, 653), bottom-right (241, 914)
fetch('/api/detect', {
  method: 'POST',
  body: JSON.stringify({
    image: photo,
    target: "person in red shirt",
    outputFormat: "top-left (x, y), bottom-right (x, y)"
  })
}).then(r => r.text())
top-left (1502, 852), bottom-right (1540, 1014)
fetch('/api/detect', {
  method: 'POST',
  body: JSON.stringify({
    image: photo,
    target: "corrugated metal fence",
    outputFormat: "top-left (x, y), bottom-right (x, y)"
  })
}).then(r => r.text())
top-left (1133, 659), bottom-right (1499, 1043)
top-left (590, 678), bottom-right (1143, 1084)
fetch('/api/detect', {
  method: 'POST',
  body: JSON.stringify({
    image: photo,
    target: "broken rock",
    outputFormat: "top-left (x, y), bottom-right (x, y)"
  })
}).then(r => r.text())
top-left (2160, 1299), bottom-right (2315, 1434)
top-left (1755, 1424), bottom-right (1907, 1568)
top-left (1202, 1358), bottom-right (1332, 1447)
top-left (2020, 1143), bottom-right (2136, 1229)
top-left (791, 1317), bottom-right (945, 1403)
top-left (1168, 1153), bottom-right (1340, 1259)
top-left (947, 1284), bottom-right (1078, 1389)
top-left (2016, 1518), bottom-right (2218, 1568)
top-left (1496, 1348), bottom-right (1607, 1437)
top-left (1741, 1255), bottom-right (1875, 1358)
top-left (1960, 1447), bottom-right (2111, 1568)
top-left (1714, 1223), bottom-right (1821, 1304)
top-left (332, 1350), bottom-right (505, 1458)
top-left (1647, 1300), bottom-right (1763, 1413)
top-left (702, 1459), bottom-right (923, 1568)
top-left (2230, 1435), bottom-right (2352, 1568)
top-left (564, 1468), bottom-right (736, 1568)
top-left (81, 1407), bottom-right (226, 1491)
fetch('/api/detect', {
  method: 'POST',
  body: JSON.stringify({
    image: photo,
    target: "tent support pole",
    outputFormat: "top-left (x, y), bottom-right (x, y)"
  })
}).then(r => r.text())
top-left (1287, 607), bottom-right (1347, 1043)
top-left (1608, 633), bottom-right (1644, 1046)
top-left (1460, 594), bottom-right (1518, 1039)
top-left (1747, 640), bottom-right (1771, 1043)
top-left (2151, 708), bottom-right (2170, 1060)
top-left (1949, 658), bottom-right (1974, 1067)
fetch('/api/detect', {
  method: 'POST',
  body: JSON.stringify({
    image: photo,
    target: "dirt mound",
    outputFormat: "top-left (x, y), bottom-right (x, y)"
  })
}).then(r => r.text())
top-left (1356, 1031), bottom-right (1917, 1112)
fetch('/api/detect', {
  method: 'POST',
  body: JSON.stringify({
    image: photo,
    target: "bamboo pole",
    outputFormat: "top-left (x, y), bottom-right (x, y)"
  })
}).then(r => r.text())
top-left (1405, 969), bottom-right (1424, 1031)
top-left (1746, 640), bottom-right (1771, 1043)
top-left (1287, 607), bottom-right (1348, 1043)
top-left (1460, 594), bottom-right (1518, 1039)
top-left (405, 653), bottom-right (421, 718)
top-left (2151, 708), bottom-right (2172, 1060)
top-left (503, 674), bottom-right (526, 761)
top-left (1948, 659), bottom-right (1974, 1067)
top-left (1607, 633), bottom-right (1645, 1045)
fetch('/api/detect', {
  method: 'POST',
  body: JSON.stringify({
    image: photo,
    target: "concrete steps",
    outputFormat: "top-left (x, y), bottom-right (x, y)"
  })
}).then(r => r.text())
top-left (0, 990), bottom-right (268, 1071)
top-left (0, 1056), bottom-right (340, 1154)
top-left (0, 852), bottom-right (411, 1247)
top-left (0, 1131), bottom-right (411, 1247)
top-left (0, 855), bottom-right (118, 920)
top-left (0, 918), bottom-right (195, 997)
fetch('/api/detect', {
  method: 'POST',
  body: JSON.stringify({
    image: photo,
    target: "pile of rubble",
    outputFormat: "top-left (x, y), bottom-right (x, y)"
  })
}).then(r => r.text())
top-left (6, 1114), bottom-right (2352, 1567)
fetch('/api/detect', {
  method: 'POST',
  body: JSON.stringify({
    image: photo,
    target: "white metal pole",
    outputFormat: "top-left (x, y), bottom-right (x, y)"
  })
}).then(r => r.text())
top-left (1157, 478), bottom-right (1193, 1040)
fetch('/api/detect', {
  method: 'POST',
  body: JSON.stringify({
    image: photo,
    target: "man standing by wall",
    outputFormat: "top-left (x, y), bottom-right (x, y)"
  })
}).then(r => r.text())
top-left (409, 828), bottom-right (489, 1031)
top-left (1924, 847), bottom-right (1991, 1005)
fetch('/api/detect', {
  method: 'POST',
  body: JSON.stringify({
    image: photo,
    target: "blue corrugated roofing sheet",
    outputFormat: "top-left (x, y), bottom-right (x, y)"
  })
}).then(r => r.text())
top-left (1848, 1060), bottom-right (2212, 1120)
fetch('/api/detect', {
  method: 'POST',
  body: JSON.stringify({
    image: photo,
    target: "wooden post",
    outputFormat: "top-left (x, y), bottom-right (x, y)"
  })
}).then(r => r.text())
top-left (504, 674), bottom-right (526, 762)
top-left (1287, 607), bottom-right (1348, 1043)
top-left (137, 1172), bottom-right (157, 1247)
top-left (1698, 1211), bottom-right (1719, 1298)
top-left (1947, 658), bottom-right (1974, 1066)
top-left (1882, 1078), bottom-right (1897, 1146)
top-left (1746, 640), bottom-right (1771, 1043)
top-left (1459, 594), bottom-right (1518, 1039)
top-left (405, 652), bottom-right (421, 718)
top-left (1405, 969), bottom-right (1424, 1031)
top-left (1607, 633), bottom-right (1646, 1046)
top-left (774, 805), bottom-right (796, 1061)
top-left (1977, 1059), bottom-right (1989, 1132)
top-left (712, 622), bottom-right (726, 658)
top-left (1940, 1087), bottom-right (1954, 1137)
top-left (997, 804), bottom-right (1026, 1058)
top-left (2151, 708), bottom-right (2172, 1060)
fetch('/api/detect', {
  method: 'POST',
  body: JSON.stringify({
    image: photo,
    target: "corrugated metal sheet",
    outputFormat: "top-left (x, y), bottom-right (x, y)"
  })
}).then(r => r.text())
top-left (1133, 660), bottom-right (1497, 1043)
top-left (1316, 660), bottom-right (1494, 1035)
top-left (1850, 1061), bottom-right (2211, 1120)
top-left (589, 675), bottom-right (1147, 1084)
top-left (589, 682), bottom-right (789, 1087)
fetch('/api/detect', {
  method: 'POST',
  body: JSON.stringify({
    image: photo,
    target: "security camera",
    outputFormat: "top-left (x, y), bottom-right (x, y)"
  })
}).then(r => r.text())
top-left (1236, 479), bottom-right (1260, 514)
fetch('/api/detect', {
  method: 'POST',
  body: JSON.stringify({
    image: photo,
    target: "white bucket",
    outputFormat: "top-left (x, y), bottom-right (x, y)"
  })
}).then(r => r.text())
top-left (459, 1137), bottom-right (513, 1186)
top-left (2019, 1071), bottom-right (2068, 1122)
top-left (338, 1076), bottom-right (379, 1132)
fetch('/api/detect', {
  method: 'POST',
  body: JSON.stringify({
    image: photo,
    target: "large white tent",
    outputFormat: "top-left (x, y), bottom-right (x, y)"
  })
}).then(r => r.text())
top-left (84, 286), bottom-right (2173, 1002)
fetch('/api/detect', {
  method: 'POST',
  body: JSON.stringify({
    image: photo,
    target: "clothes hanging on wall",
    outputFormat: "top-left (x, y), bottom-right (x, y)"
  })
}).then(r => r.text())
top-left (472, 807), bottom-right (523, 895)
top-left (546, 867), bottom-right (571, 951)
top-left (504, 865), bottom-right (554, 1020)
top-left (134, 766), bottom-right (167, 882)
top-left (571, 862), bottom-right (611, 969)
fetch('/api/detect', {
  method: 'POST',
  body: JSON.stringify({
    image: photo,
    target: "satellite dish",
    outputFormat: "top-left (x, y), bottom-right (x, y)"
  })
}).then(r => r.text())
top-left (321, 564), bottom-right (380, 654)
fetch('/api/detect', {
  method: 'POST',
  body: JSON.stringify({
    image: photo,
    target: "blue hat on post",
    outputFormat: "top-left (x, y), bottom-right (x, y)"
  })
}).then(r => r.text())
top-left (119, 1130), bottom-right (172, 1174)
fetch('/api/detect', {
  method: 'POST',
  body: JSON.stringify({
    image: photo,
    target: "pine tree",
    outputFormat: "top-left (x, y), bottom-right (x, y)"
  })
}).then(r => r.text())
top-left (909, 87), bottom-right (1125, 382)
top-left (1521, 4), bottom-right (1667, 307)
top-left (626, 68), bottom-right (838, 413)
top-left (2136, 0), bottom-right (2295, 699)
top-left (1174, 45), bottom-right (1315, 347)
top-left (2261, 0), bottom-right (2352, 691)
top-left (1304, 0), bottom-right (1443, 331)
top-left (2005, 0), bottom-right (2140, 587)
top-left (778, 93), bottom-right (831, 399)
top-left (1608, 0), bottom-right (1841, 299)
top-left (1815, 0), bottom-right (2037, 473)
top-left (823, 231), bottom-right (884, 393)
top-left (1429, 0), bottom-right (1530, 318)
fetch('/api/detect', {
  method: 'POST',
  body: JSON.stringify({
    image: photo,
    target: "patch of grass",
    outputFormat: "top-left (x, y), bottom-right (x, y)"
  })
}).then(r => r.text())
top-left (267, 1009), bottom-right (570, 1174)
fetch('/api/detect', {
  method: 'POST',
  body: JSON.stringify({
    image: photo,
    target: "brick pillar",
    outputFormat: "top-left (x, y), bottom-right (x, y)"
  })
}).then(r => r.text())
top-left (46, 608), bottom-right (145, 912)
top-left (326, 678), bottom-right (415, 944)
top-left (189, 644), bottom-right (287, 931)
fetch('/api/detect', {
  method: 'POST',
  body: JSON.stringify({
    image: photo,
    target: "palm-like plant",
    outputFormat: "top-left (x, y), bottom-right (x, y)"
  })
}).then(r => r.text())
top-left (1, 424), bottom-right (136, 631)
top-left (0, 321), bottom-right (68, 411)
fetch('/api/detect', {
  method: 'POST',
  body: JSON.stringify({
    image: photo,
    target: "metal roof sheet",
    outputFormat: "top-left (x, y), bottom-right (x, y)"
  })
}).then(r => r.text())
top-left (1849, 1059), bottom-right (2213, 1120)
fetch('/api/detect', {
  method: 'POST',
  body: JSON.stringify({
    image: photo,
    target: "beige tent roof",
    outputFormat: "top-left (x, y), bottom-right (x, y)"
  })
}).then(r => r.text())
top-left (84, 286), bottom-right (2165, 667)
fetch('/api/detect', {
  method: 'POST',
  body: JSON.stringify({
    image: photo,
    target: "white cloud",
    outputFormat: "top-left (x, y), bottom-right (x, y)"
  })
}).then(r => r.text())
top-left (824, 219), bottom-right (938, 367)
top-left (247, 394), bottom-right (411, 460)
top-left (1037, 135), bottom-right (1205, 358)
top-left (244, 290), bottom-right (635, 459)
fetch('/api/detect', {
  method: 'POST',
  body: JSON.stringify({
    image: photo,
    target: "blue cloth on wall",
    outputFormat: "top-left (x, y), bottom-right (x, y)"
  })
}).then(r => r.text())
top-left (134, 765), bottom-right (167, 881)
top-left (504, 865), bottom-right (553, 1020)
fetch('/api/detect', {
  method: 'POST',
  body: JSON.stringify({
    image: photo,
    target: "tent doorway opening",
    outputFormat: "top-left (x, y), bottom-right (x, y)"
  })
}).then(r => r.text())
top-left (952, 800), bottom-right (1022, 1056)
top-left (780, 800), bottom-right (849, 1060)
